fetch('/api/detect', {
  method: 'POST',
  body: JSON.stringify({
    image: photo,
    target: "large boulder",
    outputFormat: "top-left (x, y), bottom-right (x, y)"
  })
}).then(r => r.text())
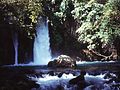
top-left (48, 55), bottom-right (76, 68)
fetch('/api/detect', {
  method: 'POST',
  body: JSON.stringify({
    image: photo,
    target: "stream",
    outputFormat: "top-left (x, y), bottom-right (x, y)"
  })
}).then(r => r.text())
top-left (1, 62), bottom-right (120, 90)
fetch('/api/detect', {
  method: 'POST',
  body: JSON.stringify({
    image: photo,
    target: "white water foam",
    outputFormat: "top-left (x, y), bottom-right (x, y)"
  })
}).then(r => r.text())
top-left (29, 72), bottom-right (119, 90)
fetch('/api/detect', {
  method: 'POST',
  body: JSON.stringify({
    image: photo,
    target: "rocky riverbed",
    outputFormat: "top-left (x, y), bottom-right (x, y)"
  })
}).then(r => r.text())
top-left (0, 65), bottom-right (120, 90)
top-left (29, 70), bottom-right (120, 90)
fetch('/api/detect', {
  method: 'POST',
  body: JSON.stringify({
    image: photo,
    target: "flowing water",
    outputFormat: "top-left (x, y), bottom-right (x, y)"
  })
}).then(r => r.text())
top-left (2, 61), bottom-right (120, 90)
top-left (33, 17), bottom-right (52, 65)
top-left (11, 17), bottom-right (51, 66)
top-left (29, 70), bottom-right (119, 90)
top-left (13, 32), bottom-right (18, 65)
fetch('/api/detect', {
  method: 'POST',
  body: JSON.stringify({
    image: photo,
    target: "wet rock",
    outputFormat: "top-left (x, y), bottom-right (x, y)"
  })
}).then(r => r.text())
top-left (69, 71), bottom-right (86, 89)
top-left (58, 72), bottom-right (64, 78)
top-left (34, 73), bottom-right (42, 78)
top-left (105, 72), bottom-right (116, 79)
top-left (112, 83), bottom-right (120, 89)
top-left (104, 72), bottom-right (117, 84)
top-left (115, 72), bottom-right (120, 82)
top-left (48, 55), bottom-right (76, 68)
top-left (48, 61), bottom-right (54, 67)
top-left (69, 71), bottom-right (86, 85)
top-left (47, 71), bottom-right (55, 76)
top-left (33, 71), bottom-right (44, 78)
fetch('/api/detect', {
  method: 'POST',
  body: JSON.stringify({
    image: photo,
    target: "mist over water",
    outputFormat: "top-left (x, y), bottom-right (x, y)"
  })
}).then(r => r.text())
top-left (33, 17), bottom-right (52, 65)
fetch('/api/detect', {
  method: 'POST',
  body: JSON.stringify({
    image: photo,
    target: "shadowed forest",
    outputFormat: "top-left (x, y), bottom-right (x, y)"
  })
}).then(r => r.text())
top-left (0, 0), bottom-right (120, 64)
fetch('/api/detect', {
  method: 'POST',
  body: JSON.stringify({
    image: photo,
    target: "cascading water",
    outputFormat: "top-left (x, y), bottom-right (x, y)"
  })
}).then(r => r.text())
top-left (12, 32), bottom-right (18, 65)
top-left (33, 17), bottom-right (52, 65)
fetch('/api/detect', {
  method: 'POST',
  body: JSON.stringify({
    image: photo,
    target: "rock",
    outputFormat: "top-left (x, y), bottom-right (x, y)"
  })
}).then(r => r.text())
top-left (48, 55), bottom-right (76, 68)
top-left (69, 71), bottom-right (86, 85)
top-left (69, 71), bottom-right (86, 89)
top-left (48, 61), bottom-right (54, 67)
top-left (47, 71), bottom-right (55, 76)
top-left (56, 85), bottom-right (64, 90)
top-left (58, 72), bottom-right (64, 78)
top-left (27, 80), bottom-right (40, 89)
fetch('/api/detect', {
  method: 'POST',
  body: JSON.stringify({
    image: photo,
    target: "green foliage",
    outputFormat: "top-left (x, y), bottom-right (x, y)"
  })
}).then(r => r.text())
top-left (73, 0), bottom-right (120, 50)
top-left (1, 0), bottom-right (120, 51)
top-left (45, 0), bottom-right (120, 51)
top-left (54, 0), bottom-right (74, 24)
top-left (0, 0), bottom-right (42, 39)
top-left (74, 1), bottom-right (103, 49)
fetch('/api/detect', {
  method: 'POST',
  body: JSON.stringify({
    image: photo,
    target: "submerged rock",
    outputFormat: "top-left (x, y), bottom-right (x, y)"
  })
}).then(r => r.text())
top-left (48, 55), bottom-right (76, 68)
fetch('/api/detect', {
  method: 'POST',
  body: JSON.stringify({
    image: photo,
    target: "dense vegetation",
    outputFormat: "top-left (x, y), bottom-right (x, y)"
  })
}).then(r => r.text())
top-left (0, 0), bottom-right (43, 39)
top-left (0, 0), bottom-right (120, 62)
top-left (48, 0), bottom-right (120, 60)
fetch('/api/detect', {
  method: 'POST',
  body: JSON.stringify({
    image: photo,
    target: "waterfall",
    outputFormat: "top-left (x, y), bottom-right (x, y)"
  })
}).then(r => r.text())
top-left (13, 32), bottom-right (18, 65)
top-left (33, 17), bottom-right (52, 65)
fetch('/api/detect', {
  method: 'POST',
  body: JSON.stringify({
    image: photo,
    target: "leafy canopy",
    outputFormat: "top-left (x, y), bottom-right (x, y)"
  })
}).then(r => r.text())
top-left (0, 0), bottom-right (43, 39)
top-left (73, 0), bottom-right (120, 50)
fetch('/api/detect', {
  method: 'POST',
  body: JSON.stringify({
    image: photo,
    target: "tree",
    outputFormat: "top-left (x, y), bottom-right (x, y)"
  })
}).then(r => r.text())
top-left (52, 0), bottom-right (120, 60)
top-left (74, 0), bottom-right (120, 60)
top-left (0, 0), bottom-right (43, 39)
top-left (1, 0), bottom-right (120, 60)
